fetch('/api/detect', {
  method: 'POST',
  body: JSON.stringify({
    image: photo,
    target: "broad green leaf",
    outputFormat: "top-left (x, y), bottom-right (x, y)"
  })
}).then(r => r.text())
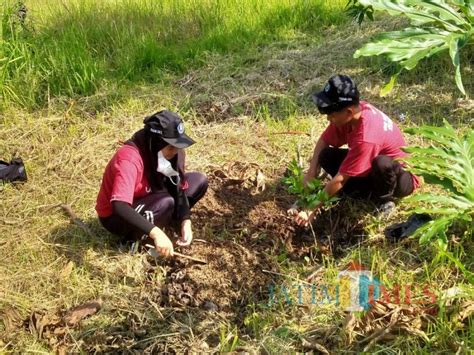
top-left (448, 35), bottom-right (466, 95)
top-left (452, 0), bottom-right (474, 20)
top-left (358, 0), bottom-right (465, 32)
top-left (406, 124), bottom-right (462, 151)
top-left (413, 174), bottom-right (458, 195)
top-left (355, 29), bottom-right (448, 61)
top-left (414, 217), bottom-right (453, 244)
top-left (399, 42), bottom-right (446, 70)
top-left (409, 207), bottom-right (460, 215)
top-left (355, 29), bottom-right (449, 71)
top-left (406, 193), bottom-right (473, 210)
top-left (406, 162), bottom-right (469, 191)
top-left (414, 1), bottom-right (468, 27)
top-left (405, 121), bottom-right (474, 191)
top-left (374, 27), bottom-right (450, 40)
top-left (408, 156), bottom-right (468, 179)
top-left (403, 120), bottom-right (474, 246)
top-left (355, 0), bottom-right (472, 95)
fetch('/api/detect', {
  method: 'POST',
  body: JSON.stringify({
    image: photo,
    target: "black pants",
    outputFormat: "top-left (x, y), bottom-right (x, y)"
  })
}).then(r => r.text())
top-left (319, 147), bottom-right (414, 202)
top-left (100, 172), bottom-right (208, 240)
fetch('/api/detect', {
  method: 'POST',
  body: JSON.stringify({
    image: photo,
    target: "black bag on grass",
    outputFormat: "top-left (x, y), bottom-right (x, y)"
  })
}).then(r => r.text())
top-left (384, 213), bottom-right (432, 242)
top-left (0, 158), bottom-right (27, 183)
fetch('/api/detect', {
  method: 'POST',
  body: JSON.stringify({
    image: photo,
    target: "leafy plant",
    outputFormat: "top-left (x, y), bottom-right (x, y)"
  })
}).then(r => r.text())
top-left (282, 158), bottom-right (337, 210)
top-left (345, 0), bottom-right (374, 25)
top-left (354, 0), bottom-right (474, 96)
top-left (403, 120), bottom-right (473, 249)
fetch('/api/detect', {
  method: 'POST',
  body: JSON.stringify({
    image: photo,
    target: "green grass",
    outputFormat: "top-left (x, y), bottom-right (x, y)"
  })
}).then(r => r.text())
top-left (1, 0), bottom-right (347, 109)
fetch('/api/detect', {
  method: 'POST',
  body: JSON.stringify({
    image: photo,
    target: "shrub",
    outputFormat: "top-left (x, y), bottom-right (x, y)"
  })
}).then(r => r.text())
top-left (403, 121), bottom-right (473, 248)
top-left (353, 0), bottom-right (474, 96)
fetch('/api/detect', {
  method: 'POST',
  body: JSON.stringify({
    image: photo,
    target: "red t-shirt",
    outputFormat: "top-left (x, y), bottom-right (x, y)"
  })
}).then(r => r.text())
top-left (96, 145), bottom-right (151, 218)
top-left (321, 101), bottom-right (420, 188)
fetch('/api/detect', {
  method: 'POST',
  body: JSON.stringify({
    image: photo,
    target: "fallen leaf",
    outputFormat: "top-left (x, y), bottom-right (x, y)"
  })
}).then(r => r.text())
top-left (63, 300), bottom-right (103, 326)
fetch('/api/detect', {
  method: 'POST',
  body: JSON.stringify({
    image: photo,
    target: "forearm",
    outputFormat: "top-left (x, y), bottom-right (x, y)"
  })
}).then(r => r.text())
top-left (324, 174), bottom-right (347, 197)
top-left (176, 189), bottom-right (191, 221)
top-left (112, 201), bottom-right (155, 236)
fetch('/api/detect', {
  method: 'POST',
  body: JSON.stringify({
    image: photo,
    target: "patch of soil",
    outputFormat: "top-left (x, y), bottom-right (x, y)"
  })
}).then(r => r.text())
top-left (161, 240), bottom-right (276, 315)
top-left (305, 200), bottom-right (369, 257)
top-left (191, 173), bottom-right (297, 253)
top-left (157, 171), bottom-right (370, 317)
top-left (193, 171), bottom-right (369, 260)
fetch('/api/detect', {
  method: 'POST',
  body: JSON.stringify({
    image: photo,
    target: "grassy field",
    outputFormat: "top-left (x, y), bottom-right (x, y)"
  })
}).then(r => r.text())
top-left (1, 0), bottom-right (473, 353)
top-left (1, 0), bottom-right (346, 109)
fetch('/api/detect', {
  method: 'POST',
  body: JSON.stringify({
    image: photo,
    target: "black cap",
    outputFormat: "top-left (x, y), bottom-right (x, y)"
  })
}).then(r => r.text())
top-left (144, 110), bottom-right (196, 149)
top-left (312, 74), bottom-right (360, 114)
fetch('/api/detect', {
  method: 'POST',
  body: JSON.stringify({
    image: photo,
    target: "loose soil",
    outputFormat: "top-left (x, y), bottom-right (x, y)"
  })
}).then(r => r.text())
top-left (160, 241), bottom-right (275, 313)
top-left (158, 168), bottom-right (371, 316)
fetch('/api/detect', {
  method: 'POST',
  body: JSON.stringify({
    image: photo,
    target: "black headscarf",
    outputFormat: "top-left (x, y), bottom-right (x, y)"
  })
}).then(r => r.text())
top-left (125, 128), bottom-right (186, 193)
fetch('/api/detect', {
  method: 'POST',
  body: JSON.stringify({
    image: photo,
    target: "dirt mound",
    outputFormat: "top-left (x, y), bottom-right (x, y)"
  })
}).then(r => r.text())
top-left (192, 170), bottom-right (370, 260)
top-left (155, 167), bottom-right (295, 316)
top-left (161, 240), bottom-right (275, 314)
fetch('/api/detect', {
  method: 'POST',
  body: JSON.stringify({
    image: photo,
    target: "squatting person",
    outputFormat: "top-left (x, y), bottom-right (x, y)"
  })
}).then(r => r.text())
top-left (96, 110), bottom-right (208, 256)
top-left (294, 74), bottom-right (420, 226)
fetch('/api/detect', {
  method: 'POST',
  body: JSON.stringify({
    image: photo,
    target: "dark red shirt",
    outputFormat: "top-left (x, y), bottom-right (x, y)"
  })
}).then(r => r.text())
top-left (321, 101), bottom-right (420, 188)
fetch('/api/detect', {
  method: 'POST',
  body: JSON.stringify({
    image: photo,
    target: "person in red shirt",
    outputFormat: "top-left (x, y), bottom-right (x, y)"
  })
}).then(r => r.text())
top-left (96, 110), bottom-right (208, 257)
top-left (294, 74), bottom-right (420, 226)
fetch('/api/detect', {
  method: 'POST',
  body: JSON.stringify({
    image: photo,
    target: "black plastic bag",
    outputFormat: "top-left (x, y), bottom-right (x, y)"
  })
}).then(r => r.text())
top-left (384, 213), bottom-right (432, 242)
top-left (0, 158), bottom-right (27, 183)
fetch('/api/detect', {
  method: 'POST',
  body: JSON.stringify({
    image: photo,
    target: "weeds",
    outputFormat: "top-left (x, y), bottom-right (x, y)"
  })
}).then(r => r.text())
top-left (219, 326), bottom-right (239, 352)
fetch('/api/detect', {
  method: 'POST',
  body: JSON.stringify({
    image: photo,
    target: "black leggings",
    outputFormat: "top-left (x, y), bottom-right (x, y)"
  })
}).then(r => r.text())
top-left (100, 172), bottom-right (208, 240)
top-left (319, 147), bottom-right (414, 202)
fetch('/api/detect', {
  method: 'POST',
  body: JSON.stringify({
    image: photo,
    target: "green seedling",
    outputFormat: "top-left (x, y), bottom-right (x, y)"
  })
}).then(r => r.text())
top-left (282, 158), bottom-right (338, 210)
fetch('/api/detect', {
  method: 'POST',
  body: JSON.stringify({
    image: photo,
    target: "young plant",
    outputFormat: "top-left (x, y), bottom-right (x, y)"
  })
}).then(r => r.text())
top-left (354, 0), bottom-right (474, 96)
top-left (283, 158), bottom-right (337, 210)
top-left (403, 120), bottom-right (473, 249)
top-left (219, 326), bottom-right (239, 352)
top-left (345, 0), bottom-right (375, 25)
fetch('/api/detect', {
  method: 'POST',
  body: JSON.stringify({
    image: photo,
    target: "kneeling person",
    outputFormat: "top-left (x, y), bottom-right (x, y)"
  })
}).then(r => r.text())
top-left (295, 75), bottom-right (420, 226)
top-left (96, 110), bottom-right (208, 256)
